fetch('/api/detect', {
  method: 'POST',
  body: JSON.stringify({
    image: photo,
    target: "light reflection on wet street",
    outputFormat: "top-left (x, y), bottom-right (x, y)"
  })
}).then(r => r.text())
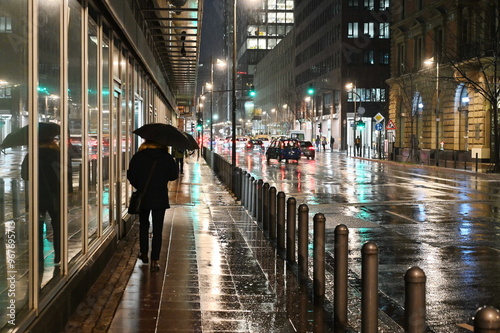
top-left (221, 146), bottom-right (500, 332)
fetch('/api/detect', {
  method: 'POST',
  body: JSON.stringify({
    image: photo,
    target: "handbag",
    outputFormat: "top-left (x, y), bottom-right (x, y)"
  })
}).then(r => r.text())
top-left (128, 160), bottom-right (157, 214)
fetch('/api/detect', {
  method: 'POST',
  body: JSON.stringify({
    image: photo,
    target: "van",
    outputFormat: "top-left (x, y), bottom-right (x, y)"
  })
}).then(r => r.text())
top-left (289, 130), bottom-right (306, 141)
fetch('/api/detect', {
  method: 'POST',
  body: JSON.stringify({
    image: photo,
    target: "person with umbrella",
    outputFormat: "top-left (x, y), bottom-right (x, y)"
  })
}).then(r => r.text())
top-left (21, 136), bottom-right (62, 268)
top-left (127, 138), bottom-right (178, 272)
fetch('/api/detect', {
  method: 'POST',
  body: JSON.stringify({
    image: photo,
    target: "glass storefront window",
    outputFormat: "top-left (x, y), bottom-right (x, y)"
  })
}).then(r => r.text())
top-left (87, 14), bottom-right (99, 242)
top-left (0, 1), bottom-right (29, 329)
top-left (67, 0), bottom-right (84, 266)
top-left (102, 32), bottom-right (111, 232)
top-left (37, 0), bottom-right (62, 291)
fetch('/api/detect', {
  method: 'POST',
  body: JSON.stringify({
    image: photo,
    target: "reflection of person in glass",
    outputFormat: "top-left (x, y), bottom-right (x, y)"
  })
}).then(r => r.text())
top-left (21, 138), bottom-right (61, 267)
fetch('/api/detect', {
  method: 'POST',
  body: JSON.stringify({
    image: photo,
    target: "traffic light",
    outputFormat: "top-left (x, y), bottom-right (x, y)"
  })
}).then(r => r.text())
top-left (356, 120), bottom-right (365, 130)
top-left (249, 85), bottom-right (256, 97)
top-left (196, 120), bottom-right (203, 131)
top-left (307, 84), bottom-right (315, 95)
top-left (190, 122), bottom-right (195, 132)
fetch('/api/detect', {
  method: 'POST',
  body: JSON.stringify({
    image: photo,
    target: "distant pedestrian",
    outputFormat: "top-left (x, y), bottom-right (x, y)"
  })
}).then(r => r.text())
top-left (315, 135), bottom-right (320, 151)
top-left (321, 137), bottom-right (327, 151)
top-left (355, 136), bottom-right (361, 155)
top-left (330, 137), bottom-right (335, 151)
top-left (174, 147), bottom-right (185, 174)
top-left (127, 140), bottom-right (178, 272)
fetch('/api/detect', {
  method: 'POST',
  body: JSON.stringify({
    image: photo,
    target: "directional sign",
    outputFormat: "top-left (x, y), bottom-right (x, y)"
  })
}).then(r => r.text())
top-left (375, 122), bottom-right (383, 131)
top-left (386, 119), bottom-right (397, 130)
top-left (374, 113), bottom-right (384, 123)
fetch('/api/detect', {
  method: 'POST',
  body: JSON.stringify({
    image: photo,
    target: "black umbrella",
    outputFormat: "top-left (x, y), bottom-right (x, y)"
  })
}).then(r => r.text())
top-left (0, 122), bottom-right (60, 149)
top-left (133, 123), bottom-right (194, 149)
top-left (183, 132), bottom-right (199, 150)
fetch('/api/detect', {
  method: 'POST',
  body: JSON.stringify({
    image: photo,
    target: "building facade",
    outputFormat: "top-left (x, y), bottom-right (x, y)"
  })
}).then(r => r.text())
top-left (388, 0), bottom-right (499, 165)
top-left (255, 0), bottom-right (391, 151)
top-left (0, 0), bottom-right (199, 331)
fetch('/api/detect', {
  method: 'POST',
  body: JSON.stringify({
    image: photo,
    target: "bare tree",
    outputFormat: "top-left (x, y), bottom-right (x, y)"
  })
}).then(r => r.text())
top-left (442, 1), bottom-right (500, 171)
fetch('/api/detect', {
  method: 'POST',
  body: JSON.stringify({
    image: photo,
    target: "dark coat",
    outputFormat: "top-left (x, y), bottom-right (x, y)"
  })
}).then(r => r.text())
top-left (127, 148), bottom-right (178, 210)
top-left (21, 147), bottom-right (61, 212)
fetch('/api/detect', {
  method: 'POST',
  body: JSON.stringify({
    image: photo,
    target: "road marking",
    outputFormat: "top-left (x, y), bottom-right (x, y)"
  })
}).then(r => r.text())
top-left (386, 210), bottom-right (420, 224)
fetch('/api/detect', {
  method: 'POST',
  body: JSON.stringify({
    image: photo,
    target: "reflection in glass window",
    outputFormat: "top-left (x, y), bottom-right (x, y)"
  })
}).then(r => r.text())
top-left (0, 2), bottom-right (29, 329)
top-left (38, 0), bottom-right (61, 291)
top-left (87, 15), bottom-right (99, 243)
top-left (67, 0), bottom-right (83, 266)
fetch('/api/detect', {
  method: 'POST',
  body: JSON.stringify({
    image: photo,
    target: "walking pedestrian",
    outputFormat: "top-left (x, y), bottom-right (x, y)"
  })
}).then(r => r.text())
top-left (355, 136), bottom-right (361, 155)
top-left (330, 136), bottom-right (335, 151)
top-left (127, 140), bottom-right (178, 272)
top-left (174, 147), bottom-right (185, 174)
top-left (315, 135), bottom-right (320, 151)
top-left (321, 137), bottom-right (327, 151)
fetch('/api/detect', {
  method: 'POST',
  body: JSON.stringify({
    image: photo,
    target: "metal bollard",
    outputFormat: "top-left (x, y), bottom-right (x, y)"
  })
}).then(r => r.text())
top-left (298, 204), bottom-right (309, 279)
top-left (286, 197), bottom-right (297, 263)
top-left (242, 171), bottom-right (247, 207)
top-left (313, 213), bottom-right (325, 298)
top-left (361, 241), bottom-right (379, 333)
top-left (251, 177), bottom-right (257, 217)
top-left (405, 266), bottom-right (427, 333)
top-left (262, 183), bottom-right (270, 232)
top-left (247, 173), bottom-right (252, 210)
top-left (474, 306), bottom-right (500, 332)
top-left (269, 186), bottom-right (277, 239)
top-left (257, 179), bottom-right (263, 222)
top-left (249, 176), bottom-right (255, 214)
top-left (277, 191), bottom-right (286, 252)
top-left (334, 224), bottom-right (349, 327)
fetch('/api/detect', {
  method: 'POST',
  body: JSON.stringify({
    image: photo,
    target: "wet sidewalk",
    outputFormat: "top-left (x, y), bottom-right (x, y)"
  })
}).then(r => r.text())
top-left (65, 155), bottom-right (402, 332)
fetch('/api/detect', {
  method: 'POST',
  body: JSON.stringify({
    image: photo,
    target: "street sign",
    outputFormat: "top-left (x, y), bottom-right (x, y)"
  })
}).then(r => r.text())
top-left (375, 122), bottom-right (383, 131)
top-left (374, 113), bottom-right (384, 123)
top-left (386, 119), bottom-right (397, 130)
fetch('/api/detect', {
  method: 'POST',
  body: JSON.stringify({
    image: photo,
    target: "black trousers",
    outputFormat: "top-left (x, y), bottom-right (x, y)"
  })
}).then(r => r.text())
top-left (139, 209), bottom-right (166, 260)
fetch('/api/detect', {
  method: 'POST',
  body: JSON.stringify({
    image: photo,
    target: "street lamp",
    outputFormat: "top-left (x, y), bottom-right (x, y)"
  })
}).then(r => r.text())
top-left (346, 82), bottom-right (362, 157)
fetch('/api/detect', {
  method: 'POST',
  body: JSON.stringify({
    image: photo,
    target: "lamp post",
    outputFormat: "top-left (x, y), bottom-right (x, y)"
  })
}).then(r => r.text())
top-left (346, 82), bottom-right (362, 157)
top-left (208, 57), bottom-right (226, 151)
top-left (231, 0), bottom-right (237, 167)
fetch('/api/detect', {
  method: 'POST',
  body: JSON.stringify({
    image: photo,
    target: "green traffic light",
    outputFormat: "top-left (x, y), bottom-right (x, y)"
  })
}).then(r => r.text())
top-left (307, 84), bottom-right (315, 95)
top-left (356, 120), bottom-right (365, 130)
top-left (249, 85), bottom-right (256, 97)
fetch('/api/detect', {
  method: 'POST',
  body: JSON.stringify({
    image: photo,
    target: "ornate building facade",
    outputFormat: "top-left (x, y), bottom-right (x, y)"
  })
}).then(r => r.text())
top-left (388, 0), bottom-right (499, 164)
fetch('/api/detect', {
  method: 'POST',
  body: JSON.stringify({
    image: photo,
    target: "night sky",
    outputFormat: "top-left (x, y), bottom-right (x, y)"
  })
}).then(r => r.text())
top-left (199, 0), bottom-right (225, 64)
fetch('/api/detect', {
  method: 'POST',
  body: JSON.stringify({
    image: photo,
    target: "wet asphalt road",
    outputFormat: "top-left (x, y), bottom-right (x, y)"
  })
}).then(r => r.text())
top-left (218, 145), bottom-right (500, 332)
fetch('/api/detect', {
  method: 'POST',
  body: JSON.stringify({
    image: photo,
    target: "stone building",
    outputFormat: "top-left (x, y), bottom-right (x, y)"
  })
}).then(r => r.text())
top-left (388, 0), bottom-right (499, 165)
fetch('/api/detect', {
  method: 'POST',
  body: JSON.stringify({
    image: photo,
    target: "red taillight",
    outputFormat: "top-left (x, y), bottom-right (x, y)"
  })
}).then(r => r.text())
top-left (308, 146), bottom-right (315, 150)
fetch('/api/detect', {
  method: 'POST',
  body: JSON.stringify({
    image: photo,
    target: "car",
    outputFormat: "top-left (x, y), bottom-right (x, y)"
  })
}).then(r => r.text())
top-left (265, 137), bottom-right (301, 162)
top-left (235, 136), bottom-right (248, 149)
top-left (254, 135), bottom-right (271, 149)
top-left (246, 139), bottom-right (264, 151)
top-left (299, 141), bottom-right (315, 160)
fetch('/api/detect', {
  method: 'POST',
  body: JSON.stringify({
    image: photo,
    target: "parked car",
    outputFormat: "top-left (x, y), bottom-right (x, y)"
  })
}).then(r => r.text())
top-left (246, 139), bottom-right (264, 151)
top-left (265, 137), bottom-right (301, 162)
top-left (299, 141), bottom-right (315, 160)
